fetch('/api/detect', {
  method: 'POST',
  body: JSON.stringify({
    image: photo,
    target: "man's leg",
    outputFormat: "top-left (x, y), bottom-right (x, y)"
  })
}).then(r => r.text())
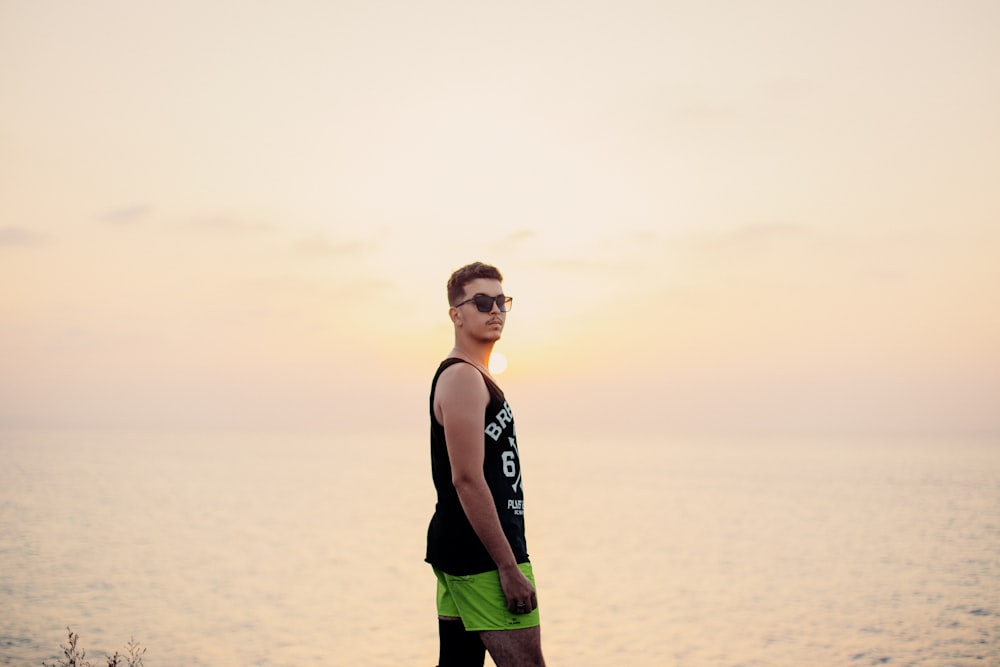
top-left (437, 616), bottom-right (486, 667)
top-left (480, 626), bottom-right (545, 667)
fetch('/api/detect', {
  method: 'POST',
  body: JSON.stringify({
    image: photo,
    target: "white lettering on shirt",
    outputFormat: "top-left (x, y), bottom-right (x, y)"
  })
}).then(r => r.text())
top-left (484, 401), bottom-right (514, 441)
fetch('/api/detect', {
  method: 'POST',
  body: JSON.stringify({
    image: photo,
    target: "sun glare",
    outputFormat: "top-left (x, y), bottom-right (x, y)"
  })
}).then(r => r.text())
top-left (489, 351), bottom-right (508, 375)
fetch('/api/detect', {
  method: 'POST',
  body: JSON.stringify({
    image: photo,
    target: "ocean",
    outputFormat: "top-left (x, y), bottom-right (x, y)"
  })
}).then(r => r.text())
top-left (1, 429), bottom-right (997, 666)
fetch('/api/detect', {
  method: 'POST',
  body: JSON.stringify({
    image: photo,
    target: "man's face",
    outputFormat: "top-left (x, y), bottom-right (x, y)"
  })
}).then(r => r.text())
top-left (453, 278), bottom-right (506, 341)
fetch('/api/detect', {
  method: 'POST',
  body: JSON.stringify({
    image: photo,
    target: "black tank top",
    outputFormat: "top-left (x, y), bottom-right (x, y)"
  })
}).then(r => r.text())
top-left (425, 358), bottom-right (529, 575)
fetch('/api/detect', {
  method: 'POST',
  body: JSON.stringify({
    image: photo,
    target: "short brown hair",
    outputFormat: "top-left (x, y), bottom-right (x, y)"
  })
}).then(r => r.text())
top-left (447, 262), bottom-right (503, 306)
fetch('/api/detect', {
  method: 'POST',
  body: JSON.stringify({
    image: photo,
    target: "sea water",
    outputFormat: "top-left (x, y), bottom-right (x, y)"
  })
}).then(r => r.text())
top-left (1, 429), bottom-right (997, 666)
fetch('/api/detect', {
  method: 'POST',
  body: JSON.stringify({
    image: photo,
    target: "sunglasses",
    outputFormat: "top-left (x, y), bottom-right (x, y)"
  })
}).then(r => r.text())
top-left (454, 293), bottom-right (513, 313)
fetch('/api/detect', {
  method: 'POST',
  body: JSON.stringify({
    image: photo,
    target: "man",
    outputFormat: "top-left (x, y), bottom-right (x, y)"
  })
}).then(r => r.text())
top-left (426, 262), bottom-right (546, 667)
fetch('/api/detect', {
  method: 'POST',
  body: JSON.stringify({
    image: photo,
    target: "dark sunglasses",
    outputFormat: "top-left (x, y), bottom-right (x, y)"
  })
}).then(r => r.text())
top-left (454, 293), bottom-right (513, 313)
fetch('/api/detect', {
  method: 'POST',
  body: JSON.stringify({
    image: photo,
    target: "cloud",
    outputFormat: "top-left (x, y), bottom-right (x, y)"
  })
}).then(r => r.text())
top-left (543, 258), bottom-right (599, 272)
top-left (718, 222), bottom-right (812, 247)
top-left (100, 205), bottom-right (152, 225)
top-left (488, 229), bottom-right (539, 254)
top-left (501, 230), bottom-right (539, 244)
top-left (541, 257), bottom-right (630, 274)
top-left (0, 226), bottom-right (43, 246)
top-left (186, 215), bottom-right (272, 234)
top-left (628, 229), bottom-right (659, 243)
top-left (293, 233), bottom-right (373, 257)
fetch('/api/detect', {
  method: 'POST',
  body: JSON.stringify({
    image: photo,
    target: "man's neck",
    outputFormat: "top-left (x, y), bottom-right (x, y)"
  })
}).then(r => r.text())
top-left (450, 342), bottom-right (494, 374)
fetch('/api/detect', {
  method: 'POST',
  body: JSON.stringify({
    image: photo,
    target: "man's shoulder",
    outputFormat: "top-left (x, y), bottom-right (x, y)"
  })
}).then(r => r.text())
top-left (436, 360), bottom-right (494, 407)
top-left (437, 359), bottom-right (485, 387)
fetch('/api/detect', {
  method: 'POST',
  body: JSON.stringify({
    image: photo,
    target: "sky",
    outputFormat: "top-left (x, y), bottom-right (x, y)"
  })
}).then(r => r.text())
top-left (1, 0), bottom-right (998, 437)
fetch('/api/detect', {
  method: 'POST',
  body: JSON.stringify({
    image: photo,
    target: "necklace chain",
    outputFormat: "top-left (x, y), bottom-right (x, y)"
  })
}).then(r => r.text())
top-left (452, 348), bottom-right (490, 376)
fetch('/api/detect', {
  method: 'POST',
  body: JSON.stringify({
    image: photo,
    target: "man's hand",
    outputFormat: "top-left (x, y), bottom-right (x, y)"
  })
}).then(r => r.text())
top-left (499, 564), bottom-right (538, 614)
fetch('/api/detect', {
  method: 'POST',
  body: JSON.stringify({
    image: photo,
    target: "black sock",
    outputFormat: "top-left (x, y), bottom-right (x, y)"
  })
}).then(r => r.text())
top-left (437, 618), bottom-right (485, 667)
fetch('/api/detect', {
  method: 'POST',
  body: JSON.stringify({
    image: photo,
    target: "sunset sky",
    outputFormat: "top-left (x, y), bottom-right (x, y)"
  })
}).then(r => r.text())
top-left (2, 0), bottom-right (998, 436)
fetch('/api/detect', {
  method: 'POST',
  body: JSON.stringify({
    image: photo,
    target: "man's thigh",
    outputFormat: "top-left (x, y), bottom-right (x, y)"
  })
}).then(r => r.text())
top-left (480, 626), bottom-right (545, 667)
top-left (435, 564), bottom-right (540, 631)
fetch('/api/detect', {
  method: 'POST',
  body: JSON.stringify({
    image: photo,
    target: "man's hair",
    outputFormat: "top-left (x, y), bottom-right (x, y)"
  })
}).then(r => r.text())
top-left (447, 262), bottom-right (504, 306)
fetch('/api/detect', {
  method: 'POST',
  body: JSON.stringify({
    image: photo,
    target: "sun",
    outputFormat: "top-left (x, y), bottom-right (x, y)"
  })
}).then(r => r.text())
top-left (489, 351), bottom-right (508, 375)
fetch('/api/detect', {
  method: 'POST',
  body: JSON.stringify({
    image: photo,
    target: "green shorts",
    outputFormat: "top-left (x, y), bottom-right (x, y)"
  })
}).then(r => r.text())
top-left (434, 562), bottom-right (541, 631)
